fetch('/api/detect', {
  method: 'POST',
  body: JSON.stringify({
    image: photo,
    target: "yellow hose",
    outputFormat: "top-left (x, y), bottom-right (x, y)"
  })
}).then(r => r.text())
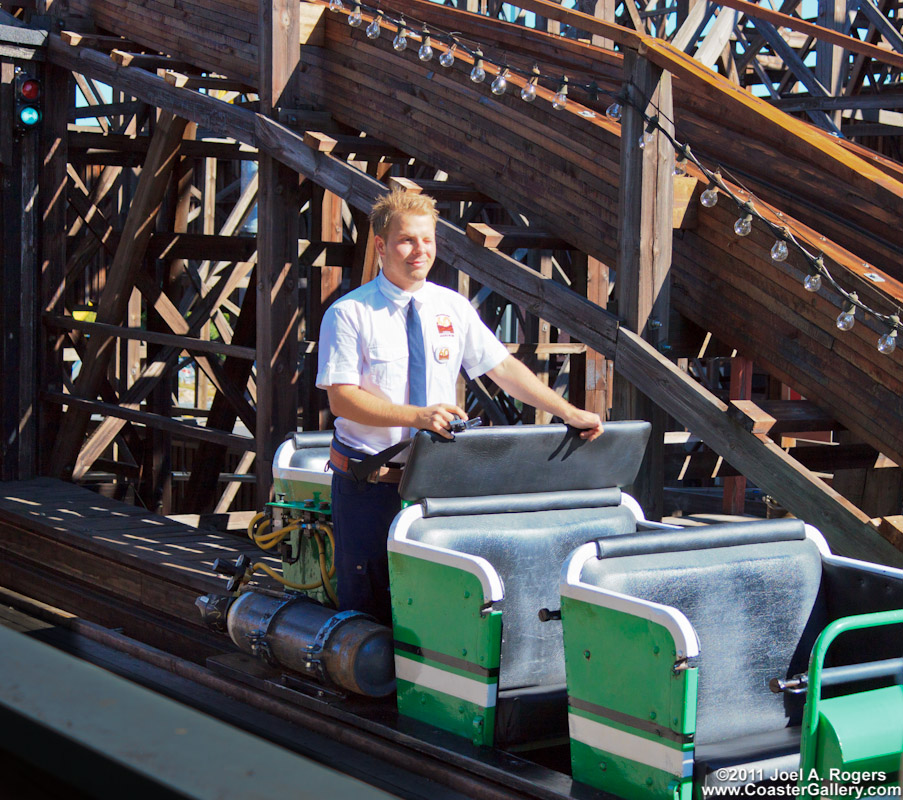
top-left (246, 560), bottom-right (326, 591)
top-left (247, 512), bottom-right (268, 540)
top-left (313, 529), bottom-right (339, 606)
top-left (252, 522), bottom-right (300, 549)
top-left (243, 518), bottom-right (337, 605)
top-left (315, 523), bottom-right (337, 579)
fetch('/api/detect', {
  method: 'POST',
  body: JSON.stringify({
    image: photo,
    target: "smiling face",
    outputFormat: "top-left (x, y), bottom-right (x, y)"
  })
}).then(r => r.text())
top-left (375, 212), bottom-right (437, 292)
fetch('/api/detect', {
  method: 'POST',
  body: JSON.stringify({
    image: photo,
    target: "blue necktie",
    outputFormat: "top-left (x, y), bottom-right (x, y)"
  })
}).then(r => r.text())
top-left (407, 300), bottom-right (427, 420)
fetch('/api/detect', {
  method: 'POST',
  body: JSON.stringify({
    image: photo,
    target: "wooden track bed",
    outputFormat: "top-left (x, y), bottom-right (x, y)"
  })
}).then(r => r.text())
top-left (0, 477), bottom-right (275, 659)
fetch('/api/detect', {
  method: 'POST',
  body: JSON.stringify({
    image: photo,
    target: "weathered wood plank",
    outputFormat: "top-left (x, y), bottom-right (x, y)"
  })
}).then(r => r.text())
top-left (43, 392), bottom-right (255, 451)
top-left (614, 328), bottom-right (903, 565)
top-left (43, 314), bottom-right (258, 360)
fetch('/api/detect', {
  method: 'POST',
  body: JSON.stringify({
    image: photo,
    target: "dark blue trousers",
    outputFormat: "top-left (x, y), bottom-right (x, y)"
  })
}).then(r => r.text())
top-left (330, 470), bottom-right (400, 626)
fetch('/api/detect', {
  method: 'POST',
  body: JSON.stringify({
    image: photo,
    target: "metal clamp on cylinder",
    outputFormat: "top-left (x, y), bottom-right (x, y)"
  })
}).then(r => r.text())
top-left (215, 591), bottom-right (395, 696)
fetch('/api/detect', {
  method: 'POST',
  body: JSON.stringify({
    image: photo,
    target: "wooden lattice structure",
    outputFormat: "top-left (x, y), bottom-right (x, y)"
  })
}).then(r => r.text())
top-left (1, 0), bottom-right (903, 565)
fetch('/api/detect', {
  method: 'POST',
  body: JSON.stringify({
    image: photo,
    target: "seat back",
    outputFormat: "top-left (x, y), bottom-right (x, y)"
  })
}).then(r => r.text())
top-left (406, 498), bottom-right (638, 689)
top-left (579, 520), bottom-right (826, 744)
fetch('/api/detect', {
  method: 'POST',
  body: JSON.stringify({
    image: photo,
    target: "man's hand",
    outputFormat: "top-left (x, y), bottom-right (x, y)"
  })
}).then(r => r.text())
top-left (413, 403), bottom-right (468, 440)
top-left (328, 385), bottom-right (467, 439)
top-left (488, 357), bottom-right (604, 441)
top-left (562, 409), bottom-right (604, 441)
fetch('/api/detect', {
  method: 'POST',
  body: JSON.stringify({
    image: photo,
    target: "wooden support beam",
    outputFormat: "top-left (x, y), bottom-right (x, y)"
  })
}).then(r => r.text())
top-left (110, 50), bottom-right (191, 72)
top-left (213, 450), bottom-right (256, 514)
top-left (727, 399), bottom-right (841, 436)
top-left (723, 355), bottom-right (753, 514)
top-left (302, 130), bottom-right (337, 153)
top-left (259, 0), bottom-right (301, 113)
top-left (60, 31), bottom-right (132, 51)
top-left (51, 110), bottom-right (189, 479)
top-left (146, 233), bottom-right (258, 262)
top-left (43, 392), bottom-right (253, 451)
top-left (44, 315), bottom-right (257, 360)
top-left (614, 50), bottom-right (674, 520)
top-left (185, 278), bottom-right (258, 513)
top-left (1, 60), bottom-right (40, 480)
top-left (38, 52), bottom-right (69, 474)
top-left (389, 177), bottom-right (490, 203)
top-left (305, 185), bottom-right (344, 431)
top-left (572, 253), bottom-right (612, 419)
top-left (254, 0), bottom-right (304, 505)
top-left (465, 223), bottom-right (572, 251)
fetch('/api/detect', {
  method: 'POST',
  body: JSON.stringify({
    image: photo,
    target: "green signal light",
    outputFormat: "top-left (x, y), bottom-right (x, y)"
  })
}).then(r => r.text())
top-left (19, 105), bottom-right (41, 126)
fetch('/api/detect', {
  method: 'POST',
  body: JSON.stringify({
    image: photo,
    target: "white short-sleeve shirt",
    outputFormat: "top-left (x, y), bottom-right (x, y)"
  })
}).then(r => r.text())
top-left (316, 271), bottom-right (509, 455)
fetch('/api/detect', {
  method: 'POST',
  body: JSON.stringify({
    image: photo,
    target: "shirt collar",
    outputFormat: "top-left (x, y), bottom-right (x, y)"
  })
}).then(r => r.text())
top-left (376, 270), bottom-right (429, 310)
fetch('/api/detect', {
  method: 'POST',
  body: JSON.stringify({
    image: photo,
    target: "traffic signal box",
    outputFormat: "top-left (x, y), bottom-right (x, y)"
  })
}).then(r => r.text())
top-left (14, 69), bottom-right (41, 131)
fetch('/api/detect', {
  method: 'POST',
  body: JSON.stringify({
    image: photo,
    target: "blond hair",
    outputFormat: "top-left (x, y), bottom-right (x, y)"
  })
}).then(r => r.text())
top-left (369, 189), bottom-right (439, 237)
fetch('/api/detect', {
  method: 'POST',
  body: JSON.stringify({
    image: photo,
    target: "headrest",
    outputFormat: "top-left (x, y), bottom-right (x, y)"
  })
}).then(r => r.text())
top-left (421, 488), bottom-right (622, 518)
top-left (291, 431), bottom-right (334, 449)
top-left (399, 421), bottom-right (651, 502)
top-left (593, 518), bottom-right (806, 560)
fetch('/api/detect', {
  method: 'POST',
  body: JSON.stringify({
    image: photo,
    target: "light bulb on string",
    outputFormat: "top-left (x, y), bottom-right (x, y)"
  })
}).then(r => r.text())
top-left (552, 77), bottom-right (568, 110)
top-left (439, 44), bottom-right (455, 67)
top-left (393, 23), bottom-right (408, 51)
top-left (803, 271), bottom-right (822, 292)
top-left (700, 173), bottom-right (720, 207)
top-left (521, 64), bottom-right (539, 102)
top-left (878, 329), bottom-right (898, 355)
top-left (878, 315), bottom-right (900, 354)
top-left (491, 70), bottom-right (508, 95)
top-left (638, 115), bottom-right (657, 150)
top-left (470, 50), bottom-right (485, 83)
top-left (770, 239), bottom-right (788, 262)
top-left (804, 256), bottom-right (824, 292)
top-left (673, 155), bottom-right (687, 176)
top-left (329, 0), bottom-right (344, 11)
top-left (418, 29), bottom-right (433, 61)
top-left (836, 294), bottom-right (858, 331)
top-left (605, 102), bottom-right (621, 121)
top-left (734, 213), bottom-right (753, 237)
top-left (366, 13), bottom-right (381, 38)
top-left (348, 3), bottom-right (363, 26)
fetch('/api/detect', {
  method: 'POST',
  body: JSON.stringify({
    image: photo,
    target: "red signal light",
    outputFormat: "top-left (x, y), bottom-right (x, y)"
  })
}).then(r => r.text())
top-left (20, 79), bottom-right (40, 101)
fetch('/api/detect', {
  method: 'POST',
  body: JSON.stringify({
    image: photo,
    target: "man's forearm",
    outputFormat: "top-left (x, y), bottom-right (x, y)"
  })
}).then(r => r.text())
top-left (487, 356), bottom-right (603, 440)
top-left (328, 385), bottom-right (419, 429)
top-left (487, 356), bottom-right (574, 419)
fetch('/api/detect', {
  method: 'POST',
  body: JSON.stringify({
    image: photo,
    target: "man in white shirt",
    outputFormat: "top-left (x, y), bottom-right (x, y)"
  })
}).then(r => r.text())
top-left (317, 190), bottom-right (603, 623)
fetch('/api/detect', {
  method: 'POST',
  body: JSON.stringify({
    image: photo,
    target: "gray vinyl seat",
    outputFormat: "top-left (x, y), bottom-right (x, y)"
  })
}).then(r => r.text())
top-left (579, 519), bottom-right (825, 784)
top-left (405, 496), bottom-right (639, 746)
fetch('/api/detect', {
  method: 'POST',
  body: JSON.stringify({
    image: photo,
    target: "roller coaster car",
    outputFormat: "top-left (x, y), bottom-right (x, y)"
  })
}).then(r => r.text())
top-left (560, 521), bottom-right (903, 799)
top-left (387, 420), bottom-right (666, 749)
top-left (201, 422), bottom-right (903, 799)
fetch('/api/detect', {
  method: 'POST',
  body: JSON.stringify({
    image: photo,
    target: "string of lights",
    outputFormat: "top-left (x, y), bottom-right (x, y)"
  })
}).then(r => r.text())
top-left (325, 0), bottom-right (902, 356)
